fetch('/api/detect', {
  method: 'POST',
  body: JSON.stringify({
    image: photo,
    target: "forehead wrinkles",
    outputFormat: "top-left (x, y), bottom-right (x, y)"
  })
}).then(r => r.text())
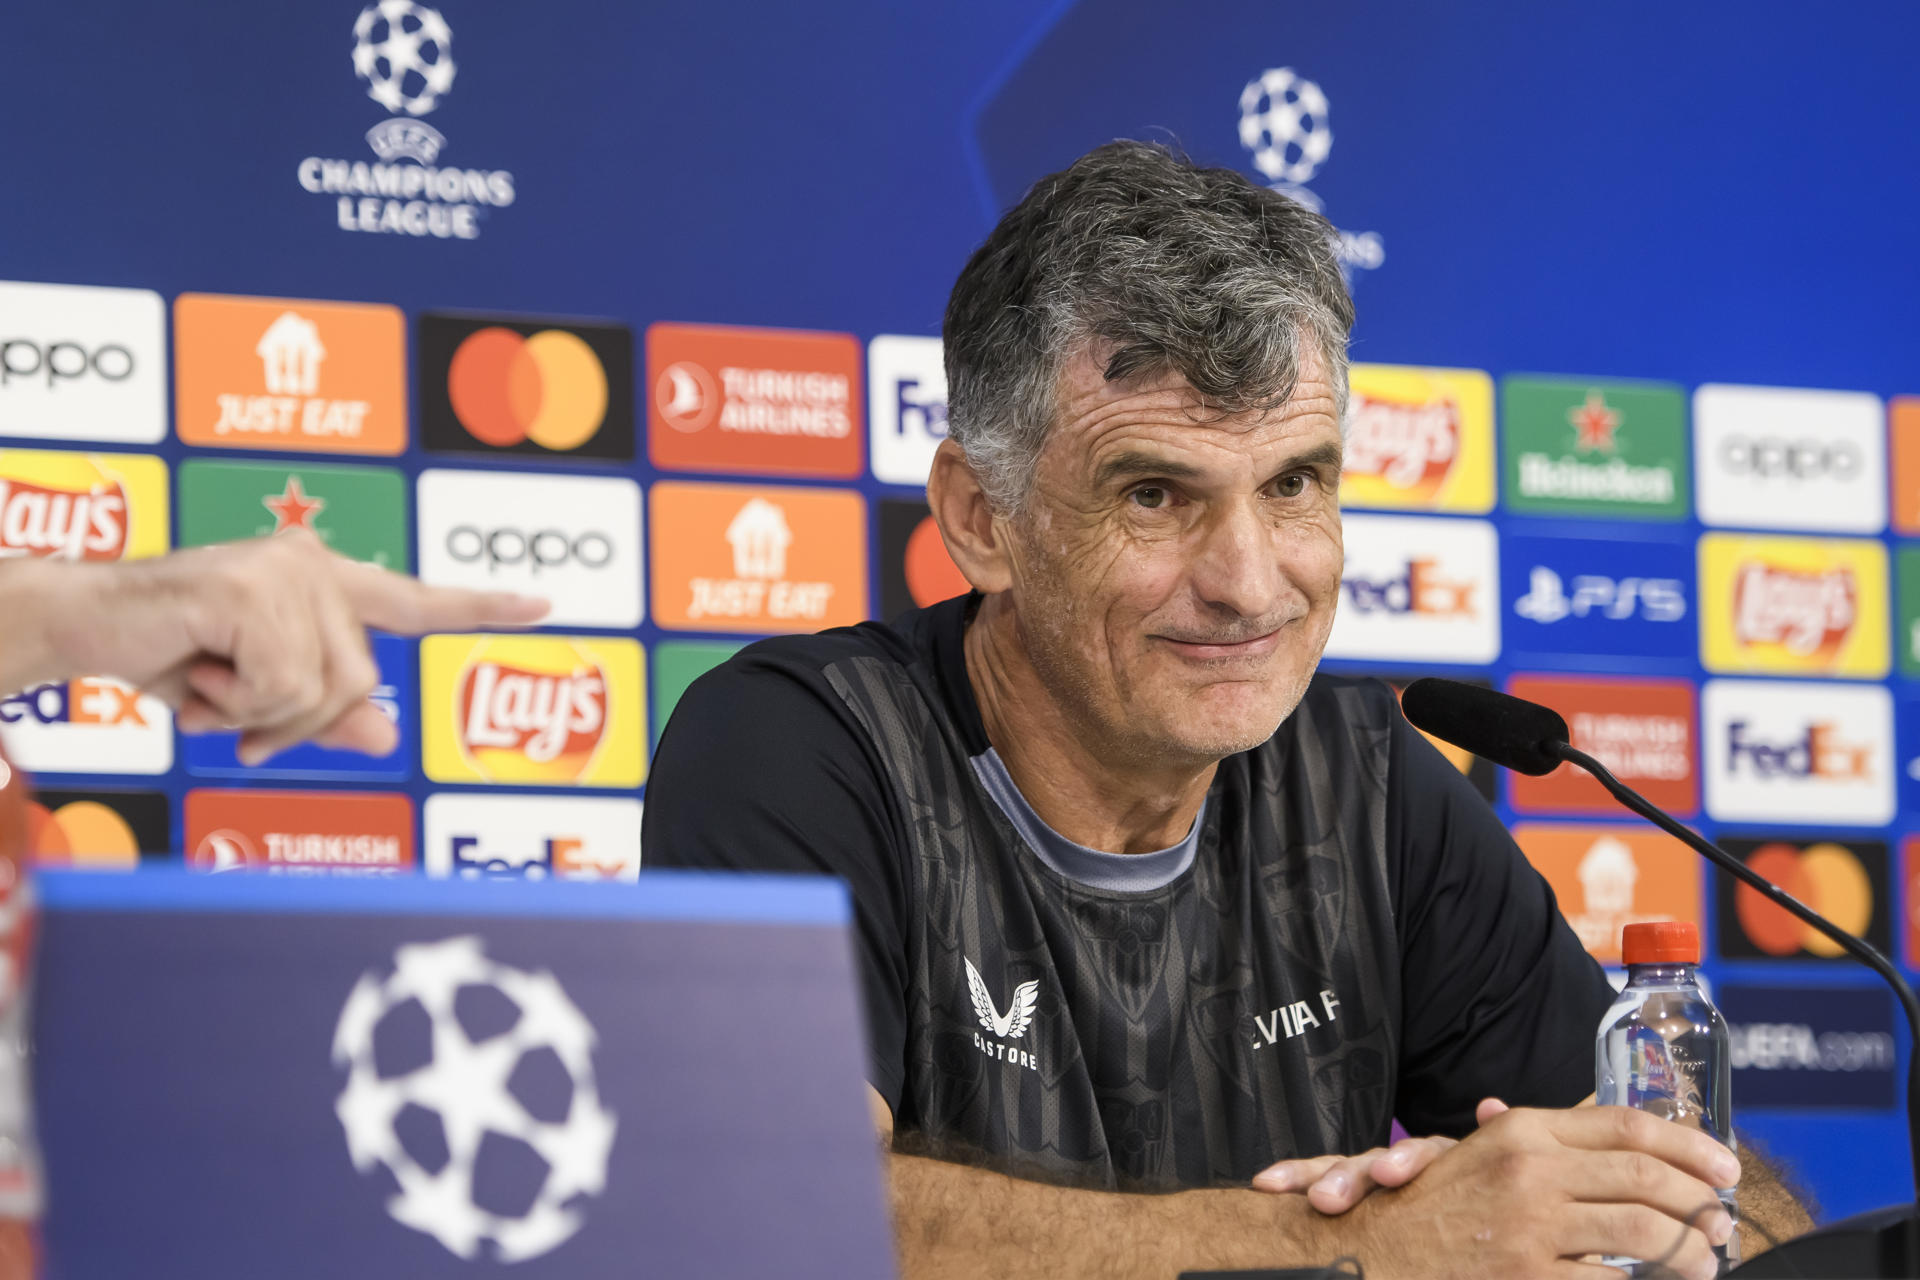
top-left (1059, 381), bottom-right (1342, 482)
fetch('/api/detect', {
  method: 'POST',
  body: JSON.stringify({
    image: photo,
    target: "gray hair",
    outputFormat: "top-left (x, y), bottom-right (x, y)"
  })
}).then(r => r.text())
top-left (942, 140), bottom-right (1355, 513)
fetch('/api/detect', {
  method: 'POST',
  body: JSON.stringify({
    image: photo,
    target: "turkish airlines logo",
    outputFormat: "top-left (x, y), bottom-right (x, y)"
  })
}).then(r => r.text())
top-left (1733, 562), bottom-right (1854, 659)
top-left (184, 789), bottom-right (413, 875)
top-left (1343, 394), bottom-right (1457, 497)
top-left (1508, 676), bottom-right (1697, 816)
top-left (647, 323), bottom-right (863, 479)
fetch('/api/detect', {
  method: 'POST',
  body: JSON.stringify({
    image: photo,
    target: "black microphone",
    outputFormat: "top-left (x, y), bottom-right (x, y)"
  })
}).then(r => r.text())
top-left (1401, 676), bottom-right (1920, 1278)
top-left (1398, 677), bottom-right (1569, 776)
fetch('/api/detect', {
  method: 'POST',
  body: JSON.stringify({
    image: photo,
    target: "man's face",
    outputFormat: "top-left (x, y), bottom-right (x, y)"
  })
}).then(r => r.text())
top-left (1002, 343), bottom-right (1345, 768)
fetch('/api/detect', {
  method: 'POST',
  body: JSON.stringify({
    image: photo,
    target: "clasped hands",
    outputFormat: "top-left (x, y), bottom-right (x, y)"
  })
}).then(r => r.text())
top-left (1251, 1099), bottom-right (1741, 1280)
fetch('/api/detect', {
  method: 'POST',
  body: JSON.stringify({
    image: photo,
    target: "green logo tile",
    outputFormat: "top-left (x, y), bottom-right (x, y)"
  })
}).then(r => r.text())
top-left (1502, 376), bottom-right (1688, 520)
top-left (1898, 546), bottom-right (1920, 679)
top-left (177, 459), bottom-right (409, 570)
top-left (651, 640), bottom-right (745, 748)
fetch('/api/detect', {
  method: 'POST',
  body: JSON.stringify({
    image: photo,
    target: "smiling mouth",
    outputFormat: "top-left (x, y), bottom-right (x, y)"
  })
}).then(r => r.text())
top-left (1155, 629), bottom-right (1286, 661)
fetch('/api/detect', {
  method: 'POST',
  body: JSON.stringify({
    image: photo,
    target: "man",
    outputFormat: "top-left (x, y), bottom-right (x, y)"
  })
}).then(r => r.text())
top-left (643, 142), bottom-right (1810, 1277)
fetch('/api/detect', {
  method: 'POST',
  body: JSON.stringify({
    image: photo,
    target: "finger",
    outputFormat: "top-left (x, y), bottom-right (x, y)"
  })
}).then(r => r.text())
top-left (1306, 1152), bottom-right (1387, 1214)
top-left (1570, 1150), bottom-right (1732, 1240)
top-left (236, 586), bottom-right (379, 765)
top-left (1475, 1097), bottom-right (1510, 1126)
top-left (1250, 1155), bottom-right (1341, 1193)
top-left (1534, 1106), bottom-right (1742, 1190)
top-left (173, 692), bottom-right (236, 736)
top-left (1366, 1135), bottom-right (1457, 1187)
top-left (307, 700), bottom-right (399, 757)
top-left (1555, 1202), bottom-right (1721, 1280)
top-left (1548, 1262), bottom-right (1643, 1280)
top-left (194, 585), bottom-right (327, 729)
top-left (334, 558), bottom-right (548, 635)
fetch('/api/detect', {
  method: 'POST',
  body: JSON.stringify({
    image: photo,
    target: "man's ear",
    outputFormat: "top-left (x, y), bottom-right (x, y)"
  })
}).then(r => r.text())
top-left (926, 439), bottom-right (1013, 595)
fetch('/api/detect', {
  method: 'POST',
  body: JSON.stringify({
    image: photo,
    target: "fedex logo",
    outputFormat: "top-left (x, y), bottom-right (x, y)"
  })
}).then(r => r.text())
top-left (868, 334), bottom-right (949, 486)
top-left (0, 675), bottom-right (172, 774)
top-left (1325, 514), bottom-right (1498, 663)
top-left (0, 678), bottom-right (149, 727)
top-left (1725, 721), bottom-right (1872, 780)
top-left (1704, 680), bottom-right (1891, 825)
top-left (422, 794), bottom-right (641, 882)
top-left (1342, 558), bottom-right (1477, 616)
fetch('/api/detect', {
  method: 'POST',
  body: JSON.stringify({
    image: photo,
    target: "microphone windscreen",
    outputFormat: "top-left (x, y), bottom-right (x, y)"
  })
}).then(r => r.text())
top-left (1399, 678), bottom-right (1571, 777)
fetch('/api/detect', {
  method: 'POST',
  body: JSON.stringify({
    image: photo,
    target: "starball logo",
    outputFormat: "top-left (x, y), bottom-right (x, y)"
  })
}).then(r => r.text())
top-left (1236, 67), bottom-right (1382, 273)
top-left (1340, 366), bottom-right (1493, 513)
top-left (0, 451), bottom-right (167, 562)
top-left (421, 636), bottom-right (645, 787)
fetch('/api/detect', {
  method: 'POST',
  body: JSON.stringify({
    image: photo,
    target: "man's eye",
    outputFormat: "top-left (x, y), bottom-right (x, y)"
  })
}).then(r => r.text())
top-left (1276, 473), bottom-right (1309, 498)
top-left (1131, 486), bottom-right (1168, 509)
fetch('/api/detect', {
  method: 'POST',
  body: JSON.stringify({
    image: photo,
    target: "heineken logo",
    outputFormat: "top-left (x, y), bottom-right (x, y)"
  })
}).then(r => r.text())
top-left (1502, 377), bottom-right (1688, 520)
top-left (1733, 562), bottom-right (1855, 659)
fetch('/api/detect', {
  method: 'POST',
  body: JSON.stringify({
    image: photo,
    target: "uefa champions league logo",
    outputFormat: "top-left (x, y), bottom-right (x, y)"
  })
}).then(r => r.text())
top-left (1237, 66), bottom-right (1383, 273)
top-left (332, 936), bottom-right (617, 1262)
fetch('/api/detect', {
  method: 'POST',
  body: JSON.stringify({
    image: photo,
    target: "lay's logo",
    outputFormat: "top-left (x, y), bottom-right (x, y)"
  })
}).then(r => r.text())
top-left (0, 450), bottom-right (167, 562)
top-left (422, 635), bottom-right (644, 787)
top-left (1733, 563), bottom-right (1854, 659)
top-left (1701, 534), bottom-right (1887, 678)
top-left (1339, 365), bottom-right (1493, 513)
top-left (1343, 397), bottom-right (1457, 500)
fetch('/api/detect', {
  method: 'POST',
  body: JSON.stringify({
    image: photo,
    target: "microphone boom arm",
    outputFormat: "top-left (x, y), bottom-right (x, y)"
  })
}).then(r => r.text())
top-left (1550, 740), bottom-right (1920, 1201)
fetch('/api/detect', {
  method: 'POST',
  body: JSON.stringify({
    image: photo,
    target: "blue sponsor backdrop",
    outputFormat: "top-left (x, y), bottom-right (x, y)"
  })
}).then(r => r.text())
top-left (1719, 984), bottom-right (1898, 1110)
top-left (2, 0), bottom-right (1916, 1225)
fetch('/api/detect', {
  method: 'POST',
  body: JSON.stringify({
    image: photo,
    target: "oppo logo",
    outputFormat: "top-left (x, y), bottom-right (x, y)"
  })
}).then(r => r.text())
top-left (1719, 436), bottom-right (1860, 480)
top-left (445, 525), bottom-right (614, 574)
top-left (0, 339), bottom-right (135, 388)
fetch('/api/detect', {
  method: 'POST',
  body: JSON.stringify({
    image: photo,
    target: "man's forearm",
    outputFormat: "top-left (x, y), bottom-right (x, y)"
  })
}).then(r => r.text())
top-left (1735, 1140), bottom-right (1817, 1259)
top-left (887, 1151), bottom-right (1349, 1280)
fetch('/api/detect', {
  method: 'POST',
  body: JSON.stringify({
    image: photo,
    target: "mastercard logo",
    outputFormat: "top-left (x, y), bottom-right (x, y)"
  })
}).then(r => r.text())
top-left (27, 800), bottom-right (141, 868)
top-left (903, 515), bottom-right (968, 607)
top-left (447, 327), bottom-right (608, 451)
top-left (1734, 842), bottom-right (1874, 956)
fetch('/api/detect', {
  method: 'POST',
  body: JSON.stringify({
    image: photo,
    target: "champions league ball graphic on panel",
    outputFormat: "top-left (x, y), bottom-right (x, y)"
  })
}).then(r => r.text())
top-left (1237, 66), bottom-right (1382, 274)
top-left (332, 936), bottom-right (617, 1262)
top-left (352, 0), bottom-right (456, 118)
top-left (1237, 67), bottom-right (1331, 192)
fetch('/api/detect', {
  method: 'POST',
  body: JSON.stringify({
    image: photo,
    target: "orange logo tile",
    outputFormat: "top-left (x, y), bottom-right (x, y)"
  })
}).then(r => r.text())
top-left (1513, 823), bottom-right (1704, 964)
top-left (1507, 676), bottom-right (1698, 816)
top-left (651, 481), bottom-right (868, 632)
top-left (1892, 397), bottom-right (1920, 535)
top-left (174, 293), bottom-right (405, 455)
top-left (648, 322), bottom-right (863, 478)
top-left (183, 789), bottom-right (413, 874)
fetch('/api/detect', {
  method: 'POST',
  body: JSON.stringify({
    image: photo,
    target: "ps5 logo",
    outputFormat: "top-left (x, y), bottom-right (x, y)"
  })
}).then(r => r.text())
top-left (1513, 566), bottom-right (1687, 625)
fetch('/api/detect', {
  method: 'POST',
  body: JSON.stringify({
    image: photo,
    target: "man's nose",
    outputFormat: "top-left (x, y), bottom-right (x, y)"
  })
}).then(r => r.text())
top-left (1188, 500), bottom-right (1287, 619)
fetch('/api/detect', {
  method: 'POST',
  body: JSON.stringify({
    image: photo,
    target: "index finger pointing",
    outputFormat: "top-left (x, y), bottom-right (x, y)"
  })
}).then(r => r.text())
top-left (335, 559), bottom-right (551, 635)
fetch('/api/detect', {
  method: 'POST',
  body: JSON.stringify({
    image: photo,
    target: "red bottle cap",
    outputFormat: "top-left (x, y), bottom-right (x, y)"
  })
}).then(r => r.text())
top-left (1622, 920), bottom-right (1698, 965)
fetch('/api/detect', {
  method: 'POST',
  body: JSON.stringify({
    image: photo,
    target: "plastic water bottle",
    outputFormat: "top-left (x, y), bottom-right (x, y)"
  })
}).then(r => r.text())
top-left (1595, 921), bottom-right (1737, 1277)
